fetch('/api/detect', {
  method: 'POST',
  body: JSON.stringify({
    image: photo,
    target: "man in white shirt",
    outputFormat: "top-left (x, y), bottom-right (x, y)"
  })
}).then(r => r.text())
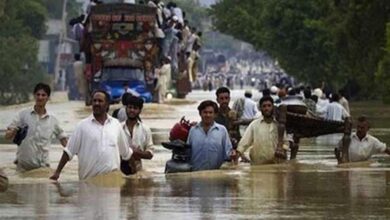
top-left (5, 83), bottom-right (67, 171)
top-left (338, 89), bottom-right (350, 114)
top-left (50, 90), bottom-right (133, 180)
top-left (336, 116), bottom-right (390, 163)
top-left (120, 96), bottom-right (154, 175)
top-left (325, 93), bottom-right (350, 122)
top-left (242, 90), bottom-right (258, 120)
top-left (313, 88), bottom-right (329, 118)
top-left (233, 90), bottom-right (258, 121)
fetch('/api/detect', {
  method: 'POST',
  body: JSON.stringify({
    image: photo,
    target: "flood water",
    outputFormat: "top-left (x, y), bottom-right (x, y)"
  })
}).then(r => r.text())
top-left (1, 90), bottom-right (390, 219)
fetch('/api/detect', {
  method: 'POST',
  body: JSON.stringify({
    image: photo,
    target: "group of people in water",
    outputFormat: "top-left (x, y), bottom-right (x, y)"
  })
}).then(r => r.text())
top-left (2, 83), bottom-right (390, 185)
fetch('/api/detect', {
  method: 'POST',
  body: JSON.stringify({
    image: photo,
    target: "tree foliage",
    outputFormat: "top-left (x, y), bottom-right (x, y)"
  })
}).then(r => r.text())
top-left (0, 0), bottom-right (48, 105)
top-left (377, 23), bottom-right (390, 104)
top-left (211, 0), bottom-right (390, 99)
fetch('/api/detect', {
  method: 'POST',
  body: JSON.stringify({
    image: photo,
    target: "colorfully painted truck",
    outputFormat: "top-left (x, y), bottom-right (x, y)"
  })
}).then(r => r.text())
top-left (82, 3), bottom-right (158, 105)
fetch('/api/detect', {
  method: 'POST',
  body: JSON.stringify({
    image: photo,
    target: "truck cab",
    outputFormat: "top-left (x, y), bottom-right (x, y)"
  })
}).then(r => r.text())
top-left (98, 67), bottom-right (152, 103)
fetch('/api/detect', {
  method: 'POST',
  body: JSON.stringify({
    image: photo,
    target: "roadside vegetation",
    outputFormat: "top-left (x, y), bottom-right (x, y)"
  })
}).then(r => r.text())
top-left (211, 0), bottom-right (390, 102)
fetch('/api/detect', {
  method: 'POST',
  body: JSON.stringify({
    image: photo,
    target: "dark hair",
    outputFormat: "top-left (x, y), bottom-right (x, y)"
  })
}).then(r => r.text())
top-left (330, 93), bottom-right (340, 102)
top-left (357, 115), bottom-right (370, 127)
top-left (303, 88), bottom-right (311, 99)
top-left (339, 89), bottom-right (347, 97)
top-left (121, 93), bottom-right (132, 105)
top-left (92, 89), bottom-right (110, 103)
top-left (74, 53), bottom-right (81, 61)
top-left (357, 115), bottom-right (368, 123)
top-left (244, 92), bottom-right (252, 98)
top-left (34, 83), bottom-right (51, 96)
top-left (310, 95), bottom-right (318, 103)
top-left (259, 96), bottom-right (274, 106)
top-left (216, 87), bottom-right (230, 97)
top-left (197, 100), bottom-right (218, 114)
top-left (126, 95), bottom-right (144, 109)
top-left (287, 87), bottom-right (296, 96)
top-left (262, 89), bottom-right (271, 97)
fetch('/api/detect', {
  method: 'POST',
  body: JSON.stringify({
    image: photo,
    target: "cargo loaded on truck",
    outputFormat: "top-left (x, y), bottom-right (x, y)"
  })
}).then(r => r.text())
top-left (82, 3), bottom-right (159, 105)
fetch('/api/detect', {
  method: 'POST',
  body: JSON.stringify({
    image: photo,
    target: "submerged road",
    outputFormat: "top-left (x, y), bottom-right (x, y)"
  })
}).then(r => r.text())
top-left (1, 89), bottom-right (390, 219)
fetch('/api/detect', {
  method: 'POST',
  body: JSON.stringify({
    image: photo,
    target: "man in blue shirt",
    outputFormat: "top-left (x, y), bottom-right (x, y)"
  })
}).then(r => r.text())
top-left (187, 100), bottom-right (236, 171)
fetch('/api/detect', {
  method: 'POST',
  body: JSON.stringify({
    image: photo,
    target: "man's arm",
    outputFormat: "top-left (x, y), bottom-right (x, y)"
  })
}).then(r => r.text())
top-left (53, 117), bottom-right (68, 148)
top-left (5, 111), bottom-right (23, 140)
top-left (136, 126), bottom-right (154, 160)
top-left (60, 138), bottom-right (68, 148)
top-left (221, 128), bottom-right (234, 161)
top-left (5, 128), bottom-right (17, 140)
top-left (234, 118), bottom-right (254, 126)
top-left (384, 147), bottom-right (390, 155)
top-left (118, 127), bottom-right (133, 161)
top-left (50, 125), bottom-right (81, 180)
top-left (50, 152), bottom-right (69, 181)
top-left (236, 122), bottom-right (254, 156)
top-left (132, 148), bottom-right (153, 160)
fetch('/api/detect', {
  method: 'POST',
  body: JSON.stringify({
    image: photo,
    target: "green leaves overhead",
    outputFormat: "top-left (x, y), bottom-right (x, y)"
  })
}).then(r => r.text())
top-left (0, 0), bottom-right (48, 105)
top-left (211, 0), bottom-right (390, 99)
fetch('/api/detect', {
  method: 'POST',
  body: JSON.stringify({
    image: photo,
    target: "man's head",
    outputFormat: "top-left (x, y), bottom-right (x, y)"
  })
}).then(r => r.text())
top-left (144, 60), bottom-right (153, 71)
top-left (216, 87), bottom-right (230, 110)
top-left (330, 93), bottom-right (340, 103)
top-left (303, 88), bottom-right (311, 99)
top-left (356, 116), bottom-right (370, 140)
top-left (126, 96), bottom-right (144, 120)
top-left (197, 100), bottom-right (218, 125)
top-left (33, 83), bottom-right (51, 107)
top-left (259, 96), bottom-right (274, 118)
top-left (121, 93), bottom-right (132, 106)
top-left (278, 87), bottom-right (287, 99)
top-left (123, 82), bottom-right (129, 90)
top-left (262, 89), bottom-right (271, 97)
top-left (310, 95), bottom-right (318, 103)
top-left (244, 89), bottom-right (252, 98)
top-left (74, 53), bottom-right (81, 61)
top-left (287, 87), bottom-right (296, 96)
top-left (92, 90), bottom-right (110, 116)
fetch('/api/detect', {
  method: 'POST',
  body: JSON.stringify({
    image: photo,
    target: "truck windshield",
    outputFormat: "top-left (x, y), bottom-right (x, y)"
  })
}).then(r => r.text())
top-left (101, 68), bottom-right (144, 82)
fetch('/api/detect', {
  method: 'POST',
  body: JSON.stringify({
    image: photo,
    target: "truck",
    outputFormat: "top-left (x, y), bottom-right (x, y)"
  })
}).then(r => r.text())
top-left (82, 3), bottom-right (159, 105)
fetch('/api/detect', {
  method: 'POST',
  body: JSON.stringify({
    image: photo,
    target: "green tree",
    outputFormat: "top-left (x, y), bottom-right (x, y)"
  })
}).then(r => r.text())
top-left (377, 23), bottom-right (390, 104)
top-left (211, 0), bottom-right (390, 98)
top-left (0, 0), bottom-right (48, 105)
top-left (6, 0), bottom-right (47, 39)
top-left (326, 1), bottom-right (390, 98)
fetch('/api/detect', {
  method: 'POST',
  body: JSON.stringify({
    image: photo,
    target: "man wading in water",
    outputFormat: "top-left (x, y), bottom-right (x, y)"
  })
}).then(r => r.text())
top-left (50, 90), bottom-right (133, 180)
top-left (187, 100), bottom-right (237, 171)
top-left (120, 96), bottom-right (154, 175)
top-left (5, 83), bottom-right (67, 171)
top-left (237, 96), bottom-right (288, 164)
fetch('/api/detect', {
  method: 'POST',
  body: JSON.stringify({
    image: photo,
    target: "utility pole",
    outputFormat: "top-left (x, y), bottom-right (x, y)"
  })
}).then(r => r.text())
top-left (54, 0), bottom-right (68, 89)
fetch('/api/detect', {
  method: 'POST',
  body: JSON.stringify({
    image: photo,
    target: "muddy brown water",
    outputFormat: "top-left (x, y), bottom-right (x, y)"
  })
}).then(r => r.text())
top-left (1, 93), bottom-right (390, 219)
